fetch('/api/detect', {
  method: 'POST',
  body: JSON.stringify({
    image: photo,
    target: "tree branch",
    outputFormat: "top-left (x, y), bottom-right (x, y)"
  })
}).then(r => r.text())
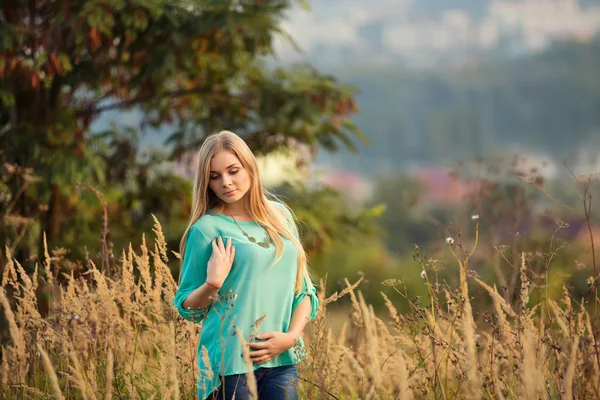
top-left (75, 86), bottom-right (214, 118)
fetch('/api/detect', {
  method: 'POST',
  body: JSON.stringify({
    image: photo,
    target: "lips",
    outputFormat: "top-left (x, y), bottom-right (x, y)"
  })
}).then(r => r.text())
top-left (224, 189), bottom-right (237, 197)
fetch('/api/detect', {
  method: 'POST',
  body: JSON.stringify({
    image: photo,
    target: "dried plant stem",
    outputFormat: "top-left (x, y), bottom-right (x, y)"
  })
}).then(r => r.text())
top-left (76, 183), bottom-right (111, 274)
top-left (37, 343), bottom-right (64, 400)
top-left (236, 327), bottom-right (258, 400)
top-left (583, 188), bottom-right (598, 316)
top-left (564, 335), bottom-right (579, 399)
top-left (0, 212), bottom-right (598, 399)
top-left (105, 349), bottom-right (113, 400)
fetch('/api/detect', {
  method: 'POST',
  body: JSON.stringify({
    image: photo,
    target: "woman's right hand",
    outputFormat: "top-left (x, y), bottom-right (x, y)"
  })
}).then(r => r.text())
top-left (206, 236), bottom-right (235, 287)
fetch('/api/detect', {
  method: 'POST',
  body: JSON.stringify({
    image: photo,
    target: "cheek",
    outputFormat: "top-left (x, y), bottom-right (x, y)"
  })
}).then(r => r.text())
top-left (208, 180), bottom-right (220, 194)
top-left (238, 172), bottom-right (251, 188)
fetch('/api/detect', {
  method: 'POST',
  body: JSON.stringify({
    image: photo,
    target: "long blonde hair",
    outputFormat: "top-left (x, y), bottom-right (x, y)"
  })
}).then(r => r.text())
top-left (179, 130), bottom-right (308, 293)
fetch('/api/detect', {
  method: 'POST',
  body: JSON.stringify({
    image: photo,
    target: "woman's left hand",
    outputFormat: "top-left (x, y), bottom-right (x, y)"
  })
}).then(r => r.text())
top-left (248, 332), bottom-right (296, 365)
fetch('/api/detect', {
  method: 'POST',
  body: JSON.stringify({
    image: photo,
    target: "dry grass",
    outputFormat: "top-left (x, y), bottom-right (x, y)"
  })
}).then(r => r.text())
top-left (1, 217), bottom-right (599, 399)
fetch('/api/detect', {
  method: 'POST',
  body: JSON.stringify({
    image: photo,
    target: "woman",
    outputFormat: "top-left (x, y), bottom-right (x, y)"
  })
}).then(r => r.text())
top-left (173, 130), bottom-right (319, 400)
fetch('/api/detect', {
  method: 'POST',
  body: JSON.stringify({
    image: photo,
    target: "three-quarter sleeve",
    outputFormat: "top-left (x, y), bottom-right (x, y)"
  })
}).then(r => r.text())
top-left (173, 225), bottom-right (212, 323)
top-left (274, 201), bottom-right (320, 321)
top-left (292, 272), bottom-right (319, 321)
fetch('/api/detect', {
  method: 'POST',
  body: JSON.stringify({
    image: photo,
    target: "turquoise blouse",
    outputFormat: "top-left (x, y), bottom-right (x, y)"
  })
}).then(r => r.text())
top-left (173, 202), bottom-right (319, 399)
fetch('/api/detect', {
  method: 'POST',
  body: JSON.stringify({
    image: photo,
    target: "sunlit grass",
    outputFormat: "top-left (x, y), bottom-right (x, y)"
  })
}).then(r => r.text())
top-left (1, 217), bottom-right (599, 399)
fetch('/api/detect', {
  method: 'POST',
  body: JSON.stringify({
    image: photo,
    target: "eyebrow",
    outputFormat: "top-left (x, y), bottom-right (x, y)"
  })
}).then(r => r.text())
top-left (209, 163), bottom-right (240, 173)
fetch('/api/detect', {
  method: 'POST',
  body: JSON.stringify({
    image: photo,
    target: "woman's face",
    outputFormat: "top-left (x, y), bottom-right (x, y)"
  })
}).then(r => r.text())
top-left (208, 149), bottom-right (252, 207)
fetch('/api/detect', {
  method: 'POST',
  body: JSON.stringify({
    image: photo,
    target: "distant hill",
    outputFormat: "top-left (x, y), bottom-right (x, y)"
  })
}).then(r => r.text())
top-left (317, 38), bottom-right (600, 174)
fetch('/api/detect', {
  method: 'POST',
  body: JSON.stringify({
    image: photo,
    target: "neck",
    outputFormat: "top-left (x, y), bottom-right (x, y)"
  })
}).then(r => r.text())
top-left (221, 200), bottom-right (249, 217)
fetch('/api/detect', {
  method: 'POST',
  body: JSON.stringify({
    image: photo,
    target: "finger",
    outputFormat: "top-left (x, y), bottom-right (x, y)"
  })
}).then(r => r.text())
top-left (253, 356), bottom-right (271, 365)
top-left (211, 240), bottom-right (218, 253)
top-left (248, 342), bottom-right (268, 350)
top-left (249, 349), bottom-right (268, 359)
top-left (218, 236), bottom-right (225, 252)
top-left (226, 237), bottom-right (232, 255)
top-left (230, 245), bottom-right (236, 263)
top-left (257, 332), bottom-right (276, 340)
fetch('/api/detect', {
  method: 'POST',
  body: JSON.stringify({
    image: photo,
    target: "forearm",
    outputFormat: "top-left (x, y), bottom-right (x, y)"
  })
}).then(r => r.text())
top-left (181, 282), bottom-right (219, 310)
top-left (286, 296), bottom-right (312, 340)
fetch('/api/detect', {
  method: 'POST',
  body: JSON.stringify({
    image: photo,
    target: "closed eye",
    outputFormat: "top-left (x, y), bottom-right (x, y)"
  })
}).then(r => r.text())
top-left (210, 169), bottom-right (238, 180)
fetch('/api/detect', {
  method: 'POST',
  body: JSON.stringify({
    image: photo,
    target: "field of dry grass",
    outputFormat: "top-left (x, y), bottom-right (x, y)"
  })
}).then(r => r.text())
top-left (1, 215), bottom-right (599, 399)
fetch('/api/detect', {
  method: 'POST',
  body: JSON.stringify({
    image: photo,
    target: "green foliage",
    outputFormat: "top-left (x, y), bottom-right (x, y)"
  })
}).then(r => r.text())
top-left (0, 1), bottom-right (370, 270)
top-left (369, 173), bottom-right (443, 254)
top-left (364, 156), bottom-right (600, 316)
top-left (313, 238), bottom-right (401, 310)
top-left (275, 183), bottom-right (383, 256)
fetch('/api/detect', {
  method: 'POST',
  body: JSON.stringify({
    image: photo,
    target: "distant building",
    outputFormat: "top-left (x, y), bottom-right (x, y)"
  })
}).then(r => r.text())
top-left (410, 166), bottom-right (479, 206)
top-left (319, 170), bottom-right (372, 201)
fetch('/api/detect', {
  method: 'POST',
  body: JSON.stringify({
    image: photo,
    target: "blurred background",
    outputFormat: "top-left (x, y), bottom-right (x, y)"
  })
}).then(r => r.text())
top-left (99, 0), bottom-right (600, 172)
top-left (2, 0), bottom-right (600, 317)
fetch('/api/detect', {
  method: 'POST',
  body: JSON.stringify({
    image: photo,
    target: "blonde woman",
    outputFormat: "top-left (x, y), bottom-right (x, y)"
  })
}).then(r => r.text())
top-left (173, 131), bottom-right (319, 400)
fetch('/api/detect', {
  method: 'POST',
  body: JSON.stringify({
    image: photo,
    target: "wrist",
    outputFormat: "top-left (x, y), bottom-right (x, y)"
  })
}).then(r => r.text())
top-left (285, 329), bottom-right (301, 342)
top-left (204, 280), bottom-right (222, 290)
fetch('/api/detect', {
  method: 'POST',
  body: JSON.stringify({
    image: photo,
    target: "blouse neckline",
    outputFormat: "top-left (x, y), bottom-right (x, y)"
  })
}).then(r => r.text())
top-left (213, 212), bottom-right (257, 225)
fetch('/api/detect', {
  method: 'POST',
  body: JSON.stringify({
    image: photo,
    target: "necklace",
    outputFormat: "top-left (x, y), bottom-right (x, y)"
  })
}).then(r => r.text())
top-left (229, 214), bottom-right (272, 249)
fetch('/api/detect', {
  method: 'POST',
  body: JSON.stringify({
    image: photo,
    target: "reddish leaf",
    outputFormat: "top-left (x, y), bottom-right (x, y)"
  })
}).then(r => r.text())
top-left (30, 70), bottom-right (40, 89)
top-left (49, 53), bottom-right (62, 75)
top-left (332, 118), bottom-right (340, 132)
top-left (89, 27), bottom-right (101, 52)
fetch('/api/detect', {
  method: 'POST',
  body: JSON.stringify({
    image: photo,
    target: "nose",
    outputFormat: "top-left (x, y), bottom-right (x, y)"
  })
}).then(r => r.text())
top-left (222, 175), bottom-right (232, 187)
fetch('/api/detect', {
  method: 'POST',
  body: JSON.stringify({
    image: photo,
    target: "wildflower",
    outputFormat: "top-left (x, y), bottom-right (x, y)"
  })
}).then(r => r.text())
top-left (420, 270), bottom-right (426, 279)
top-left (575, 260), bottom-right (587, 270)
top-left (587, 276), bottom-right (595, 287)
top-left (471, 214), bottom-right (479, 220)
top-left (445, 237), bottom-right (454, 245)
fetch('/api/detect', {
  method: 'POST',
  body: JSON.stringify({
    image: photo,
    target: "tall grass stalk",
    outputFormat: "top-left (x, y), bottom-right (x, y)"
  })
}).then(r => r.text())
top-left (0, 217), bottom-right (598, 399)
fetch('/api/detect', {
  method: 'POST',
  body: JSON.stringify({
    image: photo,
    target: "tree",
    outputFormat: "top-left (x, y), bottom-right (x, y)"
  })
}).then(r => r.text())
top-left (0, 1), bottom-right (367, 265)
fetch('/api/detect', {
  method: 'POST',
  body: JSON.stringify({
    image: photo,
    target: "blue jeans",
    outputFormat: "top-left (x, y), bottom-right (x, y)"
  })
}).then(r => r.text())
top-left (208, 365), bottom-right (298, 400)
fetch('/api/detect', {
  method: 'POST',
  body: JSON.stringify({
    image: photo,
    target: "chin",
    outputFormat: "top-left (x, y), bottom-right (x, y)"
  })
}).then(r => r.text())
top-left (221, 193), bottom-right (245, 204)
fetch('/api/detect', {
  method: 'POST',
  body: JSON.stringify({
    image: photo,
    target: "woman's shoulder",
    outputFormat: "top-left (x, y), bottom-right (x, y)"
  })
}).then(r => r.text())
top-left (268, 200), bottom-right (297, 231)
top-left (269, 199), bottom-right (289, 213)
top-left (269, 200), bottom-right (292, 218)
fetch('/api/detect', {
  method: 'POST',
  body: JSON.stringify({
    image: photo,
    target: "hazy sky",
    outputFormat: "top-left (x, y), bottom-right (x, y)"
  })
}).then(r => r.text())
top-left (273, 0), bottom-right (412, 63)
top-left (273, 0), bottom-right (600, 67)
